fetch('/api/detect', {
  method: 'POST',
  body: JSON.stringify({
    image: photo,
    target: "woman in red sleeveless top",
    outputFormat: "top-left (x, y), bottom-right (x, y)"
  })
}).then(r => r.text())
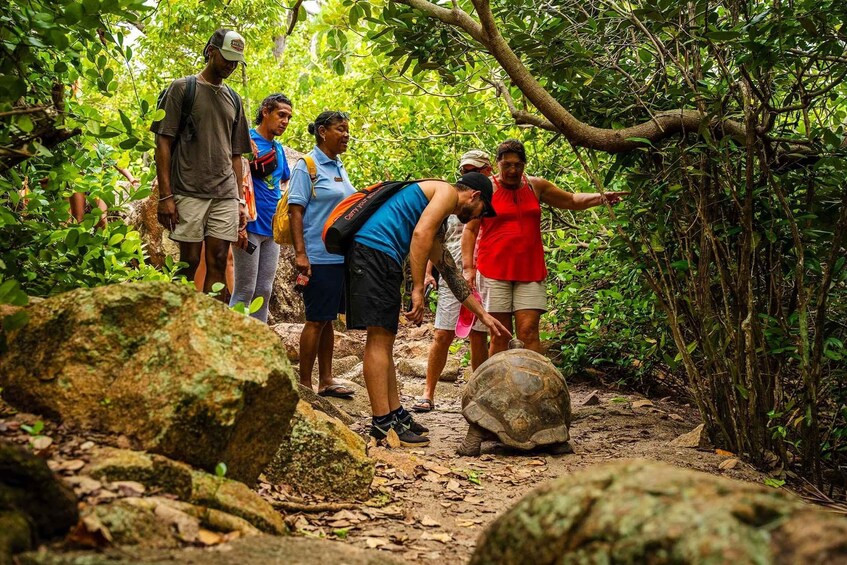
top-left (461, 139), bottom-right (627, 354)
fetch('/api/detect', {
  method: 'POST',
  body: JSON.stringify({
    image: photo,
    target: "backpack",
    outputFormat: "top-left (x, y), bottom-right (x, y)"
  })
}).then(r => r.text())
top-left (322, 179), bottom-right (420, 256)
top-left (273, 156), bottom-right (316, 245)
top-left (152, 75), bottom-right (243, 143)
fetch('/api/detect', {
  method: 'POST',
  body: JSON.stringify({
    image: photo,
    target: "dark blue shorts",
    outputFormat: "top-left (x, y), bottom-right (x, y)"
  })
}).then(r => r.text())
top-left (346, 243), bottom-right (403, 334)
top-left (303, 263), bottom-right (346, 322)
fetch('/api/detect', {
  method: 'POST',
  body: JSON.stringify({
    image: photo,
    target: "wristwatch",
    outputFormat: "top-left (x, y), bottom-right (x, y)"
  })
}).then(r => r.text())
top-left (238, 198), bottom-right (247, 206)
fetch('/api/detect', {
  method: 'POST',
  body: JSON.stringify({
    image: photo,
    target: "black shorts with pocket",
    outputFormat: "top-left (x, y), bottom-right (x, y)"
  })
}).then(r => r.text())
top-left (346, 243), bottom-right (403, 334)
top-left (302, 264), bottom-right (346, 322)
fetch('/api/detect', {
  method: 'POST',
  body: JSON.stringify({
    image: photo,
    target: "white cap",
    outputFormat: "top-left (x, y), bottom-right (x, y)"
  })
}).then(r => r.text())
top-left (208, 29), bottom-right (246, 63)
top-left (459, 149), bottom-right (491, 170)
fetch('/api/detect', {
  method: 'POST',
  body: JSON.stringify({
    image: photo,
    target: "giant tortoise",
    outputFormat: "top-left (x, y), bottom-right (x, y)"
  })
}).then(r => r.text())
top-left (457, 341), bottom-right (572, 456)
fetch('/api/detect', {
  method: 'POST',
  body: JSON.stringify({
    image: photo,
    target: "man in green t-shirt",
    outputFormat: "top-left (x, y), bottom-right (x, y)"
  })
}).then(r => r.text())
top-left (151, 29), bottom-right (251, 300)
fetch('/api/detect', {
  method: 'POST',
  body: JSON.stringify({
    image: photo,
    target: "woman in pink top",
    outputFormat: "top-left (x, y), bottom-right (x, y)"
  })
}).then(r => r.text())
top-left (462, 139), bottom-right (627, 355)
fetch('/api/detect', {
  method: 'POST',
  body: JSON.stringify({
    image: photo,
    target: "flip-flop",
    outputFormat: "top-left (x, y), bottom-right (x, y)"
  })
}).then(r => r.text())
top-left (318, 383), bottom-right (354, 399)
top-left (412, 397), bottom-right (434, 412)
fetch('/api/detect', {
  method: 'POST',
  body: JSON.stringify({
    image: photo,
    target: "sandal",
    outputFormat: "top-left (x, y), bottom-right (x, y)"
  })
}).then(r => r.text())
top-left (412, 397), bottom-right (435, 413)
top-left (318, 383), bottom-right (354, 399)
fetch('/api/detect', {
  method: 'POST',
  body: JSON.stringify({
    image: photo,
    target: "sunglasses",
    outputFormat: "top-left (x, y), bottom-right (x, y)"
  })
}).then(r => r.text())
top-left (316, 111), bottom-right (350, 126)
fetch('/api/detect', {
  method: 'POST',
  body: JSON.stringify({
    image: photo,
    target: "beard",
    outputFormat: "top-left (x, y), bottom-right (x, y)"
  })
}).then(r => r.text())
top-left (457, 205), bottom-right (476, 223)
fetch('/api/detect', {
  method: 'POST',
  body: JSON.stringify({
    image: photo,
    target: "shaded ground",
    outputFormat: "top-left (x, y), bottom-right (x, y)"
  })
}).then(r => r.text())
top-left (304, 378), bottom-right (768, 562)
top-left (1, 319), bottom-right (773, 564)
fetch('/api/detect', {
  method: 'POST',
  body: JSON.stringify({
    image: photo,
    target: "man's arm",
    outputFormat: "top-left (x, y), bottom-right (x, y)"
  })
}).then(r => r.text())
top-left (154, 134), bottom-right (178, 230)
top-left (460, 218), bottom-right (481, 290)
top-left (232, 155), bottom-right (246, 230)
top-left (405, 184), bottom-right (456, 324)
top-left (532, 176), bottom-right (627, 210)
top-left (430, 240), bottom-right (510, 338)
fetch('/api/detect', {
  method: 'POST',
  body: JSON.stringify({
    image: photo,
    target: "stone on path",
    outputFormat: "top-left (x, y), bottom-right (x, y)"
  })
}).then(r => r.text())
top-left (471, 459), bottom-right (847, 564)
top-left (396, 357), bottom-right (461, 382)
top-left (1, 442), bottom-right (79, 562)
top-left (266, 401), bottom-right (374, 501)
top-left (271, 323), bottom-right (364, 362)
top-left (85, 447), bottom-right (285, 535)
top-left (298, 385), bottom-right (354, 425)
top-left (0, 282), bottom-right (299, 485)
top-left (581, 390), bottom-right (601, 406)
top-left (19, 535), bottom-right (406, 565)
top-left (670, 423), bottom-right (710, 449)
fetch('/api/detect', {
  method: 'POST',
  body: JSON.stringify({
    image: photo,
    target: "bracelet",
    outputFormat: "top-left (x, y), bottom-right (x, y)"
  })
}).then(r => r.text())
top-left (158, 194), bottom-right (174, 202)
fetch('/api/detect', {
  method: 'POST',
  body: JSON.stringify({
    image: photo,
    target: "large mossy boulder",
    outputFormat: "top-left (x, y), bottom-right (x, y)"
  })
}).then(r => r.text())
top-left (0, 282), bottom-right (299, 485)
top-left (471, 459), bottom-right (847, 564)
top-left (266, 401), bottom-right (374, 500)
top-left (1, 442), bottom-right (79, 562)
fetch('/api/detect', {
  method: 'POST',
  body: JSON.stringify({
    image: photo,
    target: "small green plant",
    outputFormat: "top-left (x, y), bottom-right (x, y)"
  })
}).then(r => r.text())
top-left (215, 462), bottom-right (227, 477)
top-left (465, 469), bottom-right (482, 485)
top-left (20, 421), bottom-right (44, 436)
top-left (764, 477), bottom-right (785, 489)
top-left (333, 528), bottom-right (349, 539)
top-left (99, 397), bottom-right (112, 407)
top-left (209, 282), bottom-right (226, 298)
top-left (230, 296), bottom-right (263, 316)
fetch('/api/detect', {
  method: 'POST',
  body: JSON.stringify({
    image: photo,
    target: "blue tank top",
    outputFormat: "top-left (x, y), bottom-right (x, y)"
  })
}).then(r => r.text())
top-left (354, 183), bottom-right (428, 266)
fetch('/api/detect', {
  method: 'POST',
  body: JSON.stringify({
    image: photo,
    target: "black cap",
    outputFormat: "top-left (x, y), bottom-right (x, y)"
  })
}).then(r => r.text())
top-left (457, 171), bottom-right (496, 218)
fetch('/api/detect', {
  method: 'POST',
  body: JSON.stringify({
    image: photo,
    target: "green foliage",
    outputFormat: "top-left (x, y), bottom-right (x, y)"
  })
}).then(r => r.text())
top-left (214, 462), bottom-right (227, 478)
top-left (20, 421), bottom-right (44, 436)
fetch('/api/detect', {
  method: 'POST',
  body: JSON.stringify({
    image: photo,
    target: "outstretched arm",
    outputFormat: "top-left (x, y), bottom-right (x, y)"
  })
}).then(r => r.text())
top-left (532, 176), bottom-right (628, 210)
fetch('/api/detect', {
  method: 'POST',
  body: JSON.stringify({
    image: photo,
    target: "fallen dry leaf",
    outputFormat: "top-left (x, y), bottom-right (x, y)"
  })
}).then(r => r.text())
top-left (525, 459), bottom-right (547, 467)
top-left (632, 399), bottom-right (654, 408)
top-left (112, 481), bottom-right (146, 497)
top-left (80, 440), bottom-right (95, 450)
top-left (365, 537), bottom-right (390, 549)
top-left (60, 459), bottom-right (86, 473)
top-left (421, 531), bottom-right (453, 543)
top-left (445, 480), bottom-right (462, 493)
top-left (668, 413), bottom-right (684, 421)
top-left (386, 428), bottom-right (401, 449)
top-left (196, 528), bottom-right (224, 546)
top-left (715, 448), bottom-right (735, 457)
top-left (719, 458), bottom-right (740, 470)
top-left (31, 436), bottom-right (53, 451)
top-left (67, 514), bottom-right (113, 548)
top-left (419, 516), bottom-right (440, 527)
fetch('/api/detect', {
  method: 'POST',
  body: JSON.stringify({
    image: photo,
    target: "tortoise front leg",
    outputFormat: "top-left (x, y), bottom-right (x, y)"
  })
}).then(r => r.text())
top-left (457, 423), bottom-right (486, 456)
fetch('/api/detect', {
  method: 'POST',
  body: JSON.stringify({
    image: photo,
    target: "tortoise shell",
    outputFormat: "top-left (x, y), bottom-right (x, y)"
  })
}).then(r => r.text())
top-left (461, 349), bottom-right (571, 450)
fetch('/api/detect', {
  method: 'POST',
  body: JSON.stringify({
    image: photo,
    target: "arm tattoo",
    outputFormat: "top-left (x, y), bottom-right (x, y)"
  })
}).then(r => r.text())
top-left (433, 223), bottom-right (471, 302)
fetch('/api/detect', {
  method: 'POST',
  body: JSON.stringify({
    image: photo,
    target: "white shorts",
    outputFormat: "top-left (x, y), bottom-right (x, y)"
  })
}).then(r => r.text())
top-left (433, 272), bottom-right (488, 333)
top-left (479, 274), bottom-right (547, 313)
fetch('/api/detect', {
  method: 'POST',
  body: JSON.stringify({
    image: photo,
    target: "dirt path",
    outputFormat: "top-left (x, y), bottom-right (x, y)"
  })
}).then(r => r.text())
top-left (294, 349), bottom-right (769, 563)
top-left (0, 322), bottom-right (773, 564)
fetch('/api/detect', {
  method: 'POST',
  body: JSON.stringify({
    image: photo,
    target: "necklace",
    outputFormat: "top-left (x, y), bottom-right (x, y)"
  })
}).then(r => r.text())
top-left (196, 73), bottom-right (225, 95)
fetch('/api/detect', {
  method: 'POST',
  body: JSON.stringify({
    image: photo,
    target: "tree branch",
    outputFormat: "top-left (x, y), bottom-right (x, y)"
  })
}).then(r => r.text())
top-left (397, 0), bottom-right (747, 152)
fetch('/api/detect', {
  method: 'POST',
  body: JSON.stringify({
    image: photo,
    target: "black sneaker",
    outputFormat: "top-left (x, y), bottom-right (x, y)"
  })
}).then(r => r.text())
top-left (393, 418), bottom-right (430, 447)
top-left (398, 413), bottom-right (429, 436)
top-left (369, 418), bottom-right (394, 441)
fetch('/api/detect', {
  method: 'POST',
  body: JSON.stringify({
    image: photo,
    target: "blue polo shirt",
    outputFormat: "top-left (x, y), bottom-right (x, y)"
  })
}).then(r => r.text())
top-left (248, 129), bottom-right (290, 237)
top-left (287, 146), bottom-right (356, 265)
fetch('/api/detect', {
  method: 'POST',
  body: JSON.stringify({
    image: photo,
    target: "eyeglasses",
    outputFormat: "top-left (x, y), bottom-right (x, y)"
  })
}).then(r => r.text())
top-left (499, 161), bottom-right (525, 170)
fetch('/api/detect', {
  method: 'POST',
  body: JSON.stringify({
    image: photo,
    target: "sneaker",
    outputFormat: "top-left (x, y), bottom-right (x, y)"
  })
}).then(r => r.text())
top-left (398, 413), bottom-right (429, 436)
top-left (394, 418), bottom-right (430, 447)
top-left (369, 417), bottom-right (394, 441)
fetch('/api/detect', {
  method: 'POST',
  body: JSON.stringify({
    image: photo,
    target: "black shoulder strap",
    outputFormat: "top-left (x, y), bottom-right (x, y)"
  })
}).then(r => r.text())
top-left (225, 85), bottom-right (242, 129)
top-left (178, 75), bottom-right (196, 138)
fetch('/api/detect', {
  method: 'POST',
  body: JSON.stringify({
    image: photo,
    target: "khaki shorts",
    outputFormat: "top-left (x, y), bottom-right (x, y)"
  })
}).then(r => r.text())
top-left (480, 274), bottom-right (547, 313)
top-left (170, 194), bottom-right (239, 243)
top-left (433, 272), bottom-right (488, 333)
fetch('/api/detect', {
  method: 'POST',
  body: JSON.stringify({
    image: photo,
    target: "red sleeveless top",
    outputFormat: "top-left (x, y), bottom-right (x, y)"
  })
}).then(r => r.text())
top-left (476, 176), bottom-right (546, 282)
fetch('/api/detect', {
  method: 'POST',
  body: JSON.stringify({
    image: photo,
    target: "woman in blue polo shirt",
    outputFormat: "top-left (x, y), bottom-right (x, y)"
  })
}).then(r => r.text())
top-left (230, 93), bottom-right (292, 322)
top-left (289, 111), bottom-right (357, 398)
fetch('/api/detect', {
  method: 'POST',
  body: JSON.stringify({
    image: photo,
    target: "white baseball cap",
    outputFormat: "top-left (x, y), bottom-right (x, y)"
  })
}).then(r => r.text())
top-left (459, 149), bottom-right (491, 170)
top-left (207, 29), bottom-right (246, 63)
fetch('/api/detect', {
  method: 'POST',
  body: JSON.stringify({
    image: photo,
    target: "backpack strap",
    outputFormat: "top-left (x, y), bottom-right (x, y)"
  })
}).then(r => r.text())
top-left (300, 156), bottom-right (318, 199)
top-left (179, 75), bottom-right (196, 139)
top-left (225, 84), bottom-right (242, 131)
